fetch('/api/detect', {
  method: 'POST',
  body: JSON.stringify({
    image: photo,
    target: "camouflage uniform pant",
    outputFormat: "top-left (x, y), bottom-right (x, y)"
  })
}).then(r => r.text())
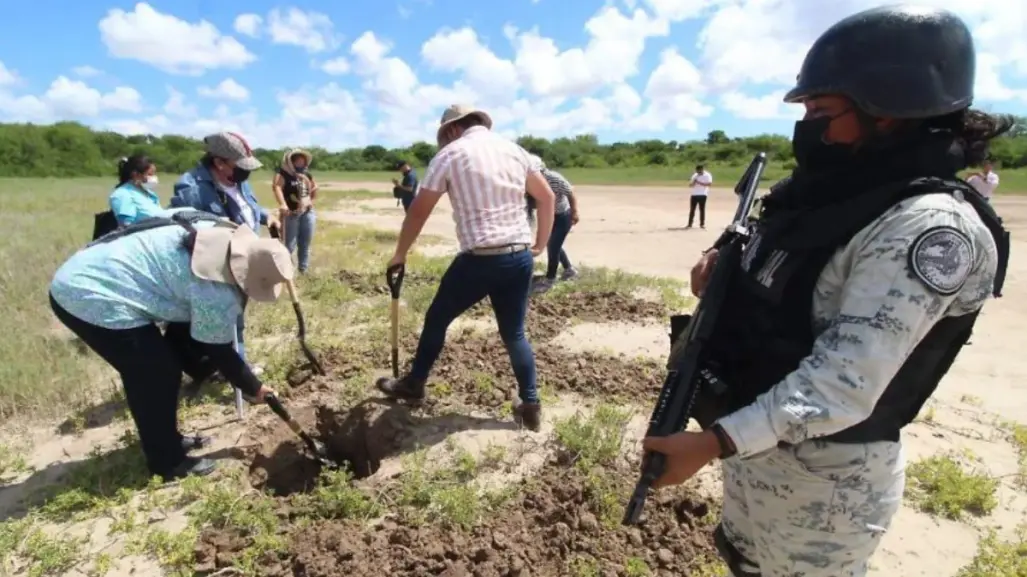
top-left (719, 440), bottom-right (905, 577)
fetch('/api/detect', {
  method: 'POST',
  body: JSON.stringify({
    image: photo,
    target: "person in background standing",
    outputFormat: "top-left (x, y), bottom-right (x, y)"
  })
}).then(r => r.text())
top-left (966, 159), bottom-right (1000, 202)
top-left (272, 149), bottom-right (317, 274)
top-left (687, 164), bottom-right (713, 229)
top-left (393, 160), bottom-right (418, 213)
top-left (375, 105), bottom-right (555, 432)
top-left (110, 155), bottom-right (163, 227)
top-left (530, 155), bottom-right (579, 291)
top-left (171, 131), bottom-right (280, 373)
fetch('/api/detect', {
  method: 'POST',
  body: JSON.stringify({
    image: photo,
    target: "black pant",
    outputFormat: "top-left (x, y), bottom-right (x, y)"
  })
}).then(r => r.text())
top-left (401, 195), bottom-right (414, 212)
top-left (50, 294), bottom-right (188, 476)
top-left (688, 195), bottom-right (707, 227)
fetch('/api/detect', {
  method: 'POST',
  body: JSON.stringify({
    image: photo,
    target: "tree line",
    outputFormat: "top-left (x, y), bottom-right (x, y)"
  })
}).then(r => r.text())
top-left (1, 117), bottom-right (1026, 178)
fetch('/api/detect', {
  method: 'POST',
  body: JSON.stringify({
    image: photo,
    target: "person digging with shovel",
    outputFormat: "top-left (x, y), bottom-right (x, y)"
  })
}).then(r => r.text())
top-left (375, 104), bottom-right (555, 431)
top-left (48, 210), bottom-right (290, 481)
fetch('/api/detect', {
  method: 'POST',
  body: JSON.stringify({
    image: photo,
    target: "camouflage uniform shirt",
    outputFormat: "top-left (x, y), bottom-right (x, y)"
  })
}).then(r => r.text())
top-left (716, 190), bottom-right (999, 457)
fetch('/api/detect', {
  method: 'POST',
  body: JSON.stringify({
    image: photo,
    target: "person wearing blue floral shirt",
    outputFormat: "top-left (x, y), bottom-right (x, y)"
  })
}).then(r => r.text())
top-left (49, 212), bottom-right (291, 481)
top-left (110, 154), bottom-right (164, 226)
top-left (170, 132), bottom-right (280, 369)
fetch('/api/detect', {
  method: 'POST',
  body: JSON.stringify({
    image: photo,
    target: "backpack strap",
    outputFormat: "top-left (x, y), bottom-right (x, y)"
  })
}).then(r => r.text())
top-left (86, 210), bottom-right (232, 248)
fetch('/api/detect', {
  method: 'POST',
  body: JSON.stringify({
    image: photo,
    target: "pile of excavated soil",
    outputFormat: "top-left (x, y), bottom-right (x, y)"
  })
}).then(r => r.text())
top-left (198, 462), bottom-right (719, 577)
top-left (283, 287), bottom-right (669, 404)
top-left (428, 331), bottom-right (664, 408)
top-left (249, 402), bottom-right (414, 495)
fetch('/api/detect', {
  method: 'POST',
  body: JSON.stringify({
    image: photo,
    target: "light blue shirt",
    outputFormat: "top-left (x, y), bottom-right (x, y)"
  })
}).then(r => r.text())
top-left (109, 183), bottom-right (164, 226)
top-left (50, 211), bottom-right (244, 344)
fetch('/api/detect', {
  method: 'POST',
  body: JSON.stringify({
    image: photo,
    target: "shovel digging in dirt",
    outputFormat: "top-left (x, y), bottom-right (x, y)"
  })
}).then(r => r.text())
top-left (264, 392), bottom-right (336, 467)
top-left (386, 263), bottom-right (405, 378)
top-left (270, 225), bottom-right (326, 376)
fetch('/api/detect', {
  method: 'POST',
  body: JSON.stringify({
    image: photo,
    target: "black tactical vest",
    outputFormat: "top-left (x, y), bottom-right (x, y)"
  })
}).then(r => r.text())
top-left (702, 177), bottom-right (1009, 444)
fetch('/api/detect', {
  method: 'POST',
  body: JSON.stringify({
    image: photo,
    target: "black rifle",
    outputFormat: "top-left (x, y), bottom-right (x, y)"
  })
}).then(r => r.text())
top-left (622, 152), bottom-right (768, 526)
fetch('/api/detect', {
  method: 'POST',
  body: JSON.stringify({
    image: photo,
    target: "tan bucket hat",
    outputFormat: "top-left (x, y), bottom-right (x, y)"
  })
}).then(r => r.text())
top-left (190, 225), bottom-right (294, 302)
top-left (436, 104), bottom-right (493, 143)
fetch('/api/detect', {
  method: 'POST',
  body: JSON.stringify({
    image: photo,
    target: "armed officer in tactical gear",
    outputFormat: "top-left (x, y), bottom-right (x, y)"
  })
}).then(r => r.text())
top-left (639, 6), bottom-right (1010, 577)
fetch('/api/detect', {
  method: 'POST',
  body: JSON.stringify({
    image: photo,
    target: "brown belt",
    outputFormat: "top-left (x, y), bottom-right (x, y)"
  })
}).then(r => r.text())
top-left (468, 243), bottom-right (530, 256)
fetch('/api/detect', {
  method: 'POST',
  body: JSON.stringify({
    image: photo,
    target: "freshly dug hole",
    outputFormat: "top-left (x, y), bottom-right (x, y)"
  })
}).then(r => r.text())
top-left (249, 401), bottom-right (412, 496)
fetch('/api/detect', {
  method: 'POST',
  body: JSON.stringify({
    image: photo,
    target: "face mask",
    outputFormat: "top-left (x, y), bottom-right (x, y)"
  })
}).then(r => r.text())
top-left (230, 166), bottom-right (251, 184)
top-left (293, 164), bottom-right (307, 173)
top-left (791, 115), bottom-right (854, 169)
top-left (143, 175), bottom-right (159, 191)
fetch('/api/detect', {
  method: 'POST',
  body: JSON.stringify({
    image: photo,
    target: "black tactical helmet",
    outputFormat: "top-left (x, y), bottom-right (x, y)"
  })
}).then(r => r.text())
top-left (784, 5), bottom-right (975, 119)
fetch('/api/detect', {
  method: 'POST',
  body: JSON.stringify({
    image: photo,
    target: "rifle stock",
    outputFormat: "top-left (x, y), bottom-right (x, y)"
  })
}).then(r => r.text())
top-left (622, 152), bottom-right (768, 526)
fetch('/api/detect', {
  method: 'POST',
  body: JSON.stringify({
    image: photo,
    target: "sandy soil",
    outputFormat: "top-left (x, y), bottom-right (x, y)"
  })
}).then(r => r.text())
top-left (318, 181), bottom-right (1027, 577)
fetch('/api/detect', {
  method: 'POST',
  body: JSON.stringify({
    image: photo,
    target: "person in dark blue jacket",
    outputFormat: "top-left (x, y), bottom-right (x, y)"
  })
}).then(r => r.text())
top-left (170, 132), bottom-right (280, 369)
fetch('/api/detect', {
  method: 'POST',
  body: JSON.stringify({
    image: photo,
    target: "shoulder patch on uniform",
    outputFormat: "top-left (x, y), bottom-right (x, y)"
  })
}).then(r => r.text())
top-left (908, 226), bottom-right (974, 296)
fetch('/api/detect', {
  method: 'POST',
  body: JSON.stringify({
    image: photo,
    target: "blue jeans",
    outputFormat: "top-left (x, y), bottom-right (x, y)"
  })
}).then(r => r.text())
top-left (285, 209), bottom-right (316, 273)
top-left (411, 249), bottom-right (538, 403)
top-left (546, 211), bottom-right (573, 279)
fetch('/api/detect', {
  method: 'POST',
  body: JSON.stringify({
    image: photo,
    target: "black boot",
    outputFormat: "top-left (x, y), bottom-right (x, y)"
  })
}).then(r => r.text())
top-left (160, 456), bottom-right (217, 482)
top-left (375, 375), bottom-right (427, 402)
top-left (512, 397), bottom-right (542, 432)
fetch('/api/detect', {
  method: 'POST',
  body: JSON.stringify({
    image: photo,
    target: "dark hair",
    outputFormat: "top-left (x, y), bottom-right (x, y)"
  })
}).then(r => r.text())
top-left (290, 152), bottom-right (308, 164)
top-left (201, 152), bottom-right (218, 168)
top-left (117, 154), bottom-right (153, 186)
top-left (925, 109), bottom-right (1015, 166)
top-left (696, 164), bottom-right (704, 171)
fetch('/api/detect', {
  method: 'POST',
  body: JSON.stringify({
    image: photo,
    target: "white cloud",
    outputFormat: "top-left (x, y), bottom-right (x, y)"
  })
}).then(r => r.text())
top-left (98, 2), bottom-right (256, 75)
top-left (0, 76), bottom-right (142, 122)
top-left (72, 66), bottom-right (102, 78)
top-left (197, 78), bottom-right (250, 102)
top-left (421, 27), bottom-right (520, 99)
top-left (320, 57), bottom-right (350, 75)
top-left (6, 1), bottom-right (1025, 148)
top-left (720, 90), bottom-right (803, 120)
top-left (233, 13), bottom-right (263, 38)
top-left (506, 6), bottom-right (669, 98)
top-left (163, 87), bottom-right (196, 117)
top-left (0, 61), bottom-right (17, 87)
top-left (266, 7), bottom-right (340, 53)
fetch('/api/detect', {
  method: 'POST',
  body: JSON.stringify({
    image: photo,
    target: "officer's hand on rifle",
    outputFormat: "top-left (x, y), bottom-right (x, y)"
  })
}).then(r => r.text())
top-left (641, 430), bottom-right (723, 488)
top-left (691, 249), bottom-right (719, 297)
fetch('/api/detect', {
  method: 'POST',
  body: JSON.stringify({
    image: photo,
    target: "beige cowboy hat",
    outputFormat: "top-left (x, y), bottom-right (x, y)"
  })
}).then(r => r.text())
top-left (283, 148), bottom-right (313, 167)
top-left (190, 224), bottom-right (294, 302)
top-left (436, 104), bottom-right (493, 143)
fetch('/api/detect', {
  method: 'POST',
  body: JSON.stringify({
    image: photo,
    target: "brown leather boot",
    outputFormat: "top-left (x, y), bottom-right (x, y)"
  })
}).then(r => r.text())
top-left (375, 375), bottom-right (427, 402)
top-left (512, 398), bottom-right (542, 432)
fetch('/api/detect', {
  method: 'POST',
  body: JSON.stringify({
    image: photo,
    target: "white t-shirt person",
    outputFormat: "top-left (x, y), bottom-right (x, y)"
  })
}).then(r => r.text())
top-left (966, 164), bottom-right (999, 202)
top-left (690, 169), bottom-right (713, 196)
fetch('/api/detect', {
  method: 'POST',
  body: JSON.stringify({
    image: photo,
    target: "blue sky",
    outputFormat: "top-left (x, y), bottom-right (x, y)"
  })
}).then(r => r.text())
top-left (0, 0), bottom-right (1025, 149)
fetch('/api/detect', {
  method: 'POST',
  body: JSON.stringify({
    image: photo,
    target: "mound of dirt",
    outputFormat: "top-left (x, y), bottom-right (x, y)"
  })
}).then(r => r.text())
top-left (249, 402), bottom-right (414, 495)
top-left (425, 331), bottom-right (664, 408)
top-left (201, 463), bottom-right (719, 576)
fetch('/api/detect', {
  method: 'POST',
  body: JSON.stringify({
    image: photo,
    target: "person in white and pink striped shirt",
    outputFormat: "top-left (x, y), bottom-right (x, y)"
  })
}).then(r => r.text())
top-left (376, 105), bottom-right (556, 431)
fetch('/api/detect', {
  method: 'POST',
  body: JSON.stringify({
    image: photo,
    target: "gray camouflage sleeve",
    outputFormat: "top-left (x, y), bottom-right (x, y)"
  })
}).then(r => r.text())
top-left (716, 203), bottom-right (997, 458)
